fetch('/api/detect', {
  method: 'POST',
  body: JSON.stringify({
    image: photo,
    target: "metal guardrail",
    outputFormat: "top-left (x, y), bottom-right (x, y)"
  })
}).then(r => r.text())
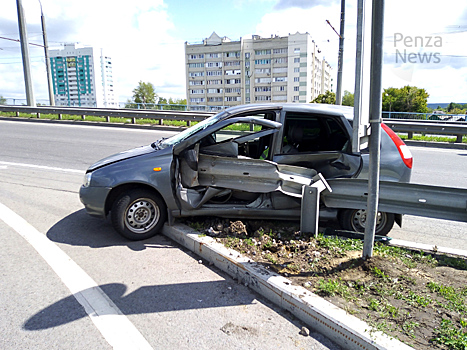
top-left (322, 179), bottom-right (467, 223)
top-left (0, 105), bottom-right (214, 126)
top-left (383, 119), bottom-right (467, 143)
top-left (1, 105), bottom-right (466, 142)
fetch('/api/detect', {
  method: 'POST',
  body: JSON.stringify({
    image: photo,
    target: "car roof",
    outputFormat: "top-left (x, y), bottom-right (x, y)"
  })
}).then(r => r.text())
top-left (223, 103), bottom-right (354, 121)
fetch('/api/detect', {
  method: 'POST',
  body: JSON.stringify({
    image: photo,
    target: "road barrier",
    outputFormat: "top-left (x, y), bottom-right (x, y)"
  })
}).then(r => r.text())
top-left (1, 105), bottom-right (466, 142)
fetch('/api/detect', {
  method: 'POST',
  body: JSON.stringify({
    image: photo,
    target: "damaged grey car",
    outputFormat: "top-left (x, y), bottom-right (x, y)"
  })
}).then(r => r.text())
top-left (80, 103), bottom-right (412, 240)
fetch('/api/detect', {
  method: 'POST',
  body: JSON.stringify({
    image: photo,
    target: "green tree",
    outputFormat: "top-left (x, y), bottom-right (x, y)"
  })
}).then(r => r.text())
top-left (0, 95), bottom-right (6, 105)
top-left (311, 90), bottom-right (336, 104)
top-left (382, 85), bottom-right (429, 113)
top-left (131, 81), bottom-right (157, 108)
top-left (342, 90), bottom-right (354, 107)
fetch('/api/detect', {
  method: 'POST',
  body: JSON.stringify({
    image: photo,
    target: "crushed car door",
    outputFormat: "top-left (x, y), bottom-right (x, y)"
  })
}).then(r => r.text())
top-left (173, 116), bottom-right (318, 211)
top-left (272, 112), bottom-right (362, 179)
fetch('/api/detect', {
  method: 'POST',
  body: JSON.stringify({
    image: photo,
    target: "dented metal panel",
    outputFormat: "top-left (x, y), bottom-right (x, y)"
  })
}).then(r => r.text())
top-left (197, 154), bottom-right (317, 198)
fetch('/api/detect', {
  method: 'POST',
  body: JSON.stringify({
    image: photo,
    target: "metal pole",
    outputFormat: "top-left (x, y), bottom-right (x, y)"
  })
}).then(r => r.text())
top-left (16, 0), bottom-right (36, 106)
top-left (39, 0), bottom-right (55, 106)
top-left (363, 0), bottom-right (385, 259)
top-left (335, 0), bottom-right (345, 105)
top-left (352, 0), bottom-right (364, 153)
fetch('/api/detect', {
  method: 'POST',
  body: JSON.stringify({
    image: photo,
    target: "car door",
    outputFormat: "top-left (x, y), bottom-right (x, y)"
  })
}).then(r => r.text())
top-left (171, 111), bottom-right (317, 215)
top-left (272, 111), bottom-right (362, 179)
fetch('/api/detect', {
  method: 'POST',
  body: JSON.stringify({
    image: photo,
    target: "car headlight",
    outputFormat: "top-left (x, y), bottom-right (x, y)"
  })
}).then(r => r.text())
top-left (83, 172), bottom-right (92, 187)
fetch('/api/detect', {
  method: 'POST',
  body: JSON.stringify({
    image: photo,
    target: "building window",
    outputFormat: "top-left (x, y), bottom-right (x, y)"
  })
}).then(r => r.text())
top-left (190, 89), bottom-right (205, 94)
top-left (294, 77), bottom-right (300, 82)
top-left (224, 61), bottom-right (240, 66)
top-left (207, 62), bottom-right (222, 68)
top-left (255, 68), bottom-right (270, 74)
top-left (294, 58), bottom-right (300, 63)
top-left (255, 95), bottom-right (271, 101)
top-left (273, 58), bottom-right (288, 64)
top-left (189, 63), bottom-right (204, 68)
top-left (255, 49), bottom-right (271, 55)
top-left (207, 70), bottom-right (222, 76)
top-left (207, 88), bottom-right (223, 94)
top-left (275, 86), bottom-right (286, 92)
top-left (273, 48), bottom-right (288, 54)
top-left (189, 80), bottom-right (205, 85)
top-left (294, 96), bottom-right (299, 101)
top-left (225, 69), bottom-right (241, 75)
top-left (225, 79), bottom-right (241, 84)
top-left (189, 71), bottom-right (204, 77)
top-left (189, 54), bottom-right (204, 59)
top-left (254, 77), bottom-right (271, 83)
top-left (224, 51), bottom-right (240, 58)
top-left (294, 67), bottom-right (300, 73)
top-left (207, 79), bottom-right (222, 85)
top-left (294, 48), bottom-right (300, 53)
top-left (254, 59), bottom-right (271, 65)
top-left (273, 77), bottom-right (287, 82)
top-left (255, 86), bottom-right (271, 92)
top-left (294, 86), bottom-right (299, 91)
top-left (206, 53), bottom-right (220, 58)
top-left (225, 96), bottom-right (241, 102)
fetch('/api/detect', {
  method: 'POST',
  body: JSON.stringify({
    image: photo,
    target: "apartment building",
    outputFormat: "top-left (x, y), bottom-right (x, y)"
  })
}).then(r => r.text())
top-left (49, 43), bottom-right (117, 107)
top-left (185, 32), bottom-right (333, 110)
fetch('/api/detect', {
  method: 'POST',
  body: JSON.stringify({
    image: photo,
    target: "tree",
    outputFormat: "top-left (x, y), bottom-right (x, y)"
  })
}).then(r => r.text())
top-left (0, 95), bottom-right (6, 105)
top-left (131, 81), bottom-right (157, 108)
top-left (311, 90), bottom-right (335, 104)
top-left (382, 85), bottom-right (429, 113)
top-left (342, 90), bottom-right (354, 107)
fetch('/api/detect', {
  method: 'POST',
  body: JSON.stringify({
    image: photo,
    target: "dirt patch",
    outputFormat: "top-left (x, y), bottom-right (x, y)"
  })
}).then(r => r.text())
top-left (183, 218), bottom-right (467, 349)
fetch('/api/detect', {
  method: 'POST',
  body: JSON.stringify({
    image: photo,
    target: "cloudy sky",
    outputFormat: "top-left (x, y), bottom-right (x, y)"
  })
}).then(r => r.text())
top-left (1, 0), bottom-right (466, 105)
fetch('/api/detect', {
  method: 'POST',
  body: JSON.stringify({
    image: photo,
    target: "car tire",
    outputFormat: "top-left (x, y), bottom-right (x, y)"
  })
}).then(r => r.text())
top-left (338, 209), bottom-right (395, 236)
top-left (111, 189), bottom-right (167, 241)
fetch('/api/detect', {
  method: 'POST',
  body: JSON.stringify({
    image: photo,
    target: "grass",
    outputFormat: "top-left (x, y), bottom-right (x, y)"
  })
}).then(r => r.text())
top-left (398, 133), bottom-right (467, 144)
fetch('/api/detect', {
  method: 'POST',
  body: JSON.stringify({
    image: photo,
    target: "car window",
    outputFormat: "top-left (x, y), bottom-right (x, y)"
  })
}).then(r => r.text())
top-left (281, 112), bottom-right (350, 154)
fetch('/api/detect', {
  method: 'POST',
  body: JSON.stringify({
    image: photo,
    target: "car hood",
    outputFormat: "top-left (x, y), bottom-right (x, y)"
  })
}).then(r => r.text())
top-left (87, 145), bottom-right (156, 172)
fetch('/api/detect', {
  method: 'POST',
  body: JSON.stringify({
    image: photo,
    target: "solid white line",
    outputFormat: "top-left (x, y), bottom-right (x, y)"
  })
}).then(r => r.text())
top-left (0, 202), bottom-right (153, 350)
top-left (0, 161), bottom-right (83, 174)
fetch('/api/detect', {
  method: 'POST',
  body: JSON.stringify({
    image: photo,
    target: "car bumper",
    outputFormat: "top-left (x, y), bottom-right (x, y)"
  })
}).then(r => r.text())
top-left (79, 185), bottom-right (112, 218)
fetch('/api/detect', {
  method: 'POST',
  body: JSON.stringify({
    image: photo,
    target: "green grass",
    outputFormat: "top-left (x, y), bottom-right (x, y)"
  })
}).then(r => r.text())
top-left (432, 319), bottom-right (467, 349)
top-left (398, 133), bottom-right (467, 144)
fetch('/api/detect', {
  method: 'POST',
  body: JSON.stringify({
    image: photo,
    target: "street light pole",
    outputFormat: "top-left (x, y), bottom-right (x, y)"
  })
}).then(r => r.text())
top-left (16, 0), bottom-right (36, 106)
top-left (39, 0), bottom-right (55, 106)
top-left (336, 0), bottom-right (345, 105)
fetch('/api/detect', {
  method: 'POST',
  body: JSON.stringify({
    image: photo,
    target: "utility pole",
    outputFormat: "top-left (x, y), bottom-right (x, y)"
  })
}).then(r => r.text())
top-left (39, 0), bottom-right (55, 106)
top-left (16, 0), bottom-right (36, 106)
top-left (336, 0), bottom-right (345, 105)
top-left (363, 0), bottom-right (385, 259)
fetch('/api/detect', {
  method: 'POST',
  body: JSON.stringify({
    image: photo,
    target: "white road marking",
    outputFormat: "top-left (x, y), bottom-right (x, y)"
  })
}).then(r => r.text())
top-left (0, 202), bottom-right (153, 350)
top-left (0, 161), bottom-right (83, 174)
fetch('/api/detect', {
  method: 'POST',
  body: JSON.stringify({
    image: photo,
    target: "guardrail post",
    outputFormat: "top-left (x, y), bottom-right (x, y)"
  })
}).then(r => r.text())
top-left (159, 119), bottom-right (164, 125)
top-left (187, 120), bottom-right (191, 127)
top-left (408, 132), bottom-right (413, 139)
top-left (16, 111), bottom-right (19, 117)
top-left (58, 114), bottom-right (62, 120)
top-left (456, 135), bottom-right (462, 143)
top-left (300, 174), bottom-right (332, 237)
top-left (132, 117), bottom-right (136, 124)
top-left (106, 116), bottom-right (110, 122)
top-left (82, 115), bottom-right (86, 120)
top-left (36, 112), bottom-right (40, 118)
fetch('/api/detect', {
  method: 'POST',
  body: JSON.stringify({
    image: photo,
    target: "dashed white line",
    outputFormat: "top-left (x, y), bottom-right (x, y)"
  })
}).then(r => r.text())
top-left (0, 202), bottom-right (153, 350)
top-left (0, 161), bottom-right (83, 174)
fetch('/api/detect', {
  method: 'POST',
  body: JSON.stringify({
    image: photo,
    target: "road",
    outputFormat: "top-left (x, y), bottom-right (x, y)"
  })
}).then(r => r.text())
top-left (0, 120), bottom-right (339, 350)
top-left (0, 119), bottom-right (465, 349)
top-left (389, 146), bottom-right (467, 249)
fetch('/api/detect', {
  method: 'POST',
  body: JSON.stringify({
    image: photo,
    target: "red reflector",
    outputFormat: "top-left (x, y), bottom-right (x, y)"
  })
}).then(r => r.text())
top-left (381, 123), bottom-right (413, 169)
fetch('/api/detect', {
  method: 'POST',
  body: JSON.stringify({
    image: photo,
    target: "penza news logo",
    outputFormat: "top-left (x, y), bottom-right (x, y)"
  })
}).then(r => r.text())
top-left (394, 33), bottom-right (442, 64)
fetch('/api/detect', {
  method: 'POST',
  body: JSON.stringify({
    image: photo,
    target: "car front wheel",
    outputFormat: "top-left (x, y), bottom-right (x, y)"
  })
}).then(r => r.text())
top-left (111, 189), bottom-right (167, 241)
top-left (338, 209), bottom-right (395, 236)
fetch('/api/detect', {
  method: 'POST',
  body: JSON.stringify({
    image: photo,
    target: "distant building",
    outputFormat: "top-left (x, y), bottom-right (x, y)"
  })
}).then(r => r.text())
top-left (185, 32), bottom-right (333, 110)
top-left (48, 43), bottom-right (117, 107)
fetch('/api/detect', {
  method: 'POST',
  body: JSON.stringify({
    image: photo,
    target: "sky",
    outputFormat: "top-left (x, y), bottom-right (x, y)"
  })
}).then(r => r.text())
top-left (1, 0), bottom-right (467, 105)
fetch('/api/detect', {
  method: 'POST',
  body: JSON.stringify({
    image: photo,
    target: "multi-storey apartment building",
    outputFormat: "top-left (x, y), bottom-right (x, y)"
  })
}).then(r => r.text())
top-left (49, 43), bottom-right (117, 107)
top-left (185, 32), bottom-right (333, 110)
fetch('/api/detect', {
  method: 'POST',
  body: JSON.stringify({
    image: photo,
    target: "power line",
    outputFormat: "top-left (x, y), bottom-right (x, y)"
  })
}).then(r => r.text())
top-left (0, 35), bottom-right (44, 48)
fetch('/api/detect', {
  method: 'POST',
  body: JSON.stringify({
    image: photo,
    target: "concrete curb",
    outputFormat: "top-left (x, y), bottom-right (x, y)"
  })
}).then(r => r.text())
top-left (162, 223), bottom-right (413, 350)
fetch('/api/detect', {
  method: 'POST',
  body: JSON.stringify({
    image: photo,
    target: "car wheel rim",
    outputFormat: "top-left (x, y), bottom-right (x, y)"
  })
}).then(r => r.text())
top-left (125, 198), bottom-right (160, 234)
top-left (350, 210), bottom-right (386, 233)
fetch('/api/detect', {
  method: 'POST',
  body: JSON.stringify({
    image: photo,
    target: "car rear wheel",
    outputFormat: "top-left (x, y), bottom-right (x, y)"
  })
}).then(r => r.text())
top-left (111, 189), bottom-right (167, 241)
top-left (338, 209), bottom-right (395, 236)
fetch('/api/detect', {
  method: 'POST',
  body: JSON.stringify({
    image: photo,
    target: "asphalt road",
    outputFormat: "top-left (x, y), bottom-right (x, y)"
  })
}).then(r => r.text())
top-left (0, 120), bottom-right (340, 350)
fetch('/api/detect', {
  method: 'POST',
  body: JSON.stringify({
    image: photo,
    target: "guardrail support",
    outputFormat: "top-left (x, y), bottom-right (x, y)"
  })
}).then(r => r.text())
top-left (300, 174), bottom-right (332, 237)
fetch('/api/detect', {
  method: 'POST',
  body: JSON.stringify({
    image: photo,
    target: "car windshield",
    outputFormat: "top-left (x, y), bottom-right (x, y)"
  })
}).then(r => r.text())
top-left (159, 111), bottom-right (229, 148)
